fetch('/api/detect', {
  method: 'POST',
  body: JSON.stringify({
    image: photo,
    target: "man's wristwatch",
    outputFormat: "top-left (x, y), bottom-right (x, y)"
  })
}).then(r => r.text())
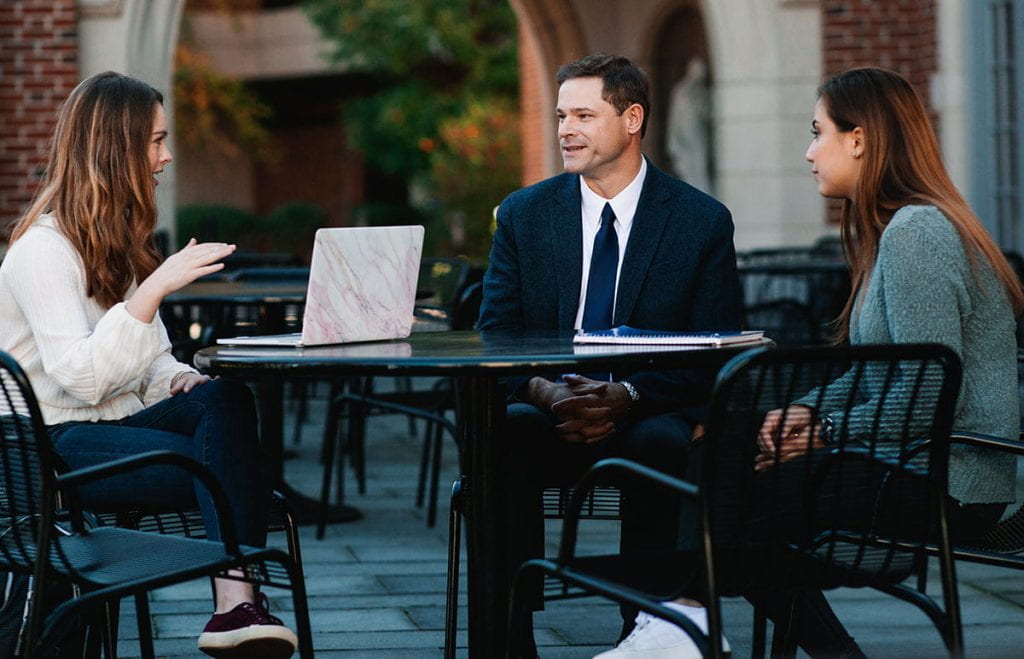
top-left (619, 380), bottom-right (640, 408)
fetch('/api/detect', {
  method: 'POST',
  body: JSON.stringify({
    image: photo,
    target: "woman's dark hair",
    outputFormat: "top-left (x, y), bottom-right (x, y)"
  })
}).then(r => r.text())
top-left (12, 72), bottom-right (164, 308)
top-left (819, 67), bottom-right (1024, 338)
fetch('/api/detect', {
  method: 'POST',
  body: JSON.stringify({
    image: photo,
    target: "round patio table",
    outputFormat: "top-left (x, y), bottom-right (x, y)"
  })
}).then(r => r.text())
top-left (195, 329), bottom-right (772, 657)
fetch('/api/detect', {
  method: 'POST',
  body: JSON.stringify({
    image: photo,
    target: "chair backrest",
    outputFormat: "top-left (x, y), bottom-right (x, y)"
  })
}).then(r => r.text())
top-left (700, 344), bottom-right (961, 595)
top-left (0, 351), bottom-right (62, 574)
top-left (737, 260), bottom-right (851, 345)
top-left (227, 267), bottom-right (311, 283)
top-left (451, 280), bottom-right (483, 331)
top-left (418, 258), bottom-right (472, 315)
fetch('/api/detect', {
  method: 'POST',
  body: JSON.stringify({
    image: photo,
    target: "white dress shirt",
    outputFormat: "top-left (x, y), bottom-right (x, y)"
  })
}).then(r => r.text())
top-left (573, 157), bottom-right (648, 330)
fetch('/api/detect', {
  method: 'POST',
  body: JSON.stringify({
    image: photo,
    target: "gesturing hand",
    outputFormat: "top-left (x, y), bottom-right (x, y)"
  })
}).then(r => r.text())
top-left (126, 239), bottom-right (235, 323)
top-left (144, 238), bottom-right (236, 298)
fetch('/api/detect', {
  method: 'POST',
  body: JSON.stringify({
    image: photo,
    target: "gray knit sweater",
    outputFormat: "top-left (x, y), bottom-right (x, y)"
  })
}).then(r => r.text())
top-left (837, 205), bottom-right (1019, 503)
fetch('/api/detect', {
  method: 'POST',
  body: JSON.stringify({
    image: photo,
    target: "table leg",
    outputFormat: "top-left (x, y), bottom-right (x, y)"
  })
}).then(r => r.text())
top-left (254, 374), bottom-right (362, 525)
top-left (458, 375), bottom-right (509, 657)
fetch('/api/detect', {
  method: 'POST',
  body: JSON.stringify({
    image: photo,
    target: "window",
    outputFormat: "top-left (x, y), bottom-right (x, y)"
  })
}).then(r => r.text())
top-left (970, 0), bottom-right (1024, 252)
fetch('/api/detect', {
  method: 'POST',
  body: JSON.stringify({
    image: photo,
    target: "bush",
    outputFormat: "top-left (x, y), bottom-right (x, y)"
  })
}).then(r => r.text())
top-left (176, 204), bottom-right (259, 249)
top-left (261, 203), bottom-right (330, 261)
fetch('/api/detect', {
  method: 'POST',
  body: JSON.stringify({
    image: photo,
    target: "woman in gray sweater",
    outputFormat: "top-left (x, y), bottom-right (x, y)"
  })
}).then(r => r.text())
top-left (598, 68), bottom-right (1024, 658)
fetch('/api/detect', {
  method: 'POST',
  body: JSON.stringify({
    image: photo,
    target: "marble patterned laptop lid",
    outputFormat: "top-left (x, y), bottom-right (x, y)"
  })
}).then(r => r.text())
top-left (301, 226), bottom-right (424, 345)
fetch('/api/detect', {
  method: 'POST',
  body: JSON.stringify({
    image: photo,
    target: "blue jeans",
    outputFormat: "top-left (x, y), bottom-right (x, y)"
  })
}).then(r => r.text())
top-left (48, 379), bottom-right (268, 548)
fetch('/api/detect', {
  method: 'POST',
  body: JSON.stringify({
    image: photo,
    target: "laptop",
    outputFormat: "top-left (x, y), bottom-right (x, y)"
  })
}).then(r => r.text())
top-left (217, 225), bottom-right (424, 347)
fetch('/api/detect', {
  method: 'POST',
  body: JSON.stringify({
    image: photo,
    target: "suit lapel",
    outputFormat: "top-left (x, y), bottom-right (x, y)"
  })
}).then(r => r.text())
top-left (551, 176), bottom-right (583, 330)
top-left (615, 164), bottom-right (672, 324)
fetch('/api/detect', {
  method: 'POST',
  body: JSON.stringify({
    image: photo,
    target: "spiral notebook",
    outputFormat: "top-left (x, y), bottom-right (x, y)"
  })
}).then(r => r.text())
top-left (573, 326), bottom-right (765, 346)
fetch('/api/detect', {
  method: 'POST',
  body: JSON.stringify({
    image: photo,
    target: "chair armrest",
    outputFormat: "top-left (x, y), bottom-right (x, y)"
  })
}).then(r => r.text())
top-left (334, 392), bottom-right (458, 436)
top-left (950, 431), bottom-right (1024, 456)
top-left (554, 458), bottom-right (698, 565)
top-left (56, 450), bottom-right (241, 554)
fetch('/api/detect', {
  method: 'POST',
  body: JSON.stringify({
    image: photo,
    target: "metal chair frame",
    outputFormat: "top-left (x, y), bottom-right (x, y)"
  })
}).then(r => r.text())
top-left (505, 344), bottom-right (965, 659)
top-left (0, 351), bottom-right (314, 658)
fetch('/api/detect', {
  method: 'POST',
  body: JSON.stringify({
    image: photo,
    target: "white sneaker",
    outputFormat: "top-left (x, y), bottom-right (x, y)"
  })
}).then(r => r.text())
top-left (592, 603), bottom-right (730, 658)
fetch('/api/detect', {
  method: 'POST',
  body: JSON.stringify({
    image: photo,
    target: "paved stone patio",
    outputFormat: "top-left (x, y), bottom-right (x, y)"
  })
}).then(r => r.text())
top-left (115, 379), bottom-right (1024, 657)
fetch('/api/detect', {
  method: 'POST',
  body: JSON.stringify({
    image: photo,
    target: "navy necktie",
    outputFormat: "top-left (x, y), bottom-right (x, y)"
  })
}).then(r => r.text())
top-left (582, 202), bottom-right (618, 331)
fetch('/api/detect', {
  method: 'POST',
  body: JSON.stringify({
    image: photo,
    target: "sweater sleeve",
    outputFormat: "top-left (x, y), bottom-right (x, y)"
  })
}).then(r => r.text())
top-left (830, 212), bottom-right (969, 441)
top-left (5, 228), bottom-right (171, 406)
top-left (139, 327), bottom-right (197, 408)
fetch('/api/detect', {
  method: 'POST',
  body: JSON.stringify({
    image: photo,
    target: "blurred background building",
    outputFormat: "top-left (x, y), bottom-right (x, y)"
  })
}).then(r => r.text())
top-left (0, 0), bottom-right (1018, 257)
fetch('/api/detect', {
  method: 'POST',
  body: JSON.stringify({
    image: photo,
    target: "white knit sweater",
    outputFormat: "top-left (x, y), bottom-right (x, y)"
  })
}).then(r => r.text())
top-left (0, 214), bottom-right (194, 425)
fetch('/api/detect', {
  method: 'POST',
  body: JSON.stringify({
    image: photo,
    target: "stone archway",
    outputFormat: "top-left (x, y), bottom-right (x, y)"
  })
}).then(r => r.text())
top-left (507, 0), bottom-right (587, 182)
top-left (644, 0), bottom-right (713, 192)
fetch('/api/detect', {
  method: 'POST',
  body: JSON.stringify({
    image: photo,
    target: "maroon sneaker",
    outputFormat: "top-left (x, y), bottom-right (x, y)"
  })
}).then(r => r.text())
top-left (198, 593), bottom-right (298, 658)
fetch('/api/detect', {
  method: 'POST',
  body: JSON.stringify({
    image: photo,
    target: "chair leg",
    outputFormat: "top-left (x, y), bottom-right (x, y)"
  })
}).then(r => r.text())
top-left (282, 503), bottom-right (306, 584)
top-left (398, 376), bottom-right (417, 436)
top-left (770, 592), bottom-right (801, 659)
top-left (916, 555), bottom-right (929, 594)
top-left (427, 418), bottom-right (444, 528)
top-left (317, 389), bottom-right (343, 540)
top-left (751, 602), bottom-right (768, 659)
top-left (291, 379), bottom-right (309, 446)
top-left (416, 419), bottom-right (433, 509)
top-left (134, 593), bottom-right (154, 658)
top-left (102, 599), bottom-right (121, 659)
top-left (350, 389), bottom-right (369, 496)
top-left (444, 478), bottom-right (464, 659)
top-left (319, 380), bottom-right (343, 464)
top-left (285, 561), bottom-right (315, 659)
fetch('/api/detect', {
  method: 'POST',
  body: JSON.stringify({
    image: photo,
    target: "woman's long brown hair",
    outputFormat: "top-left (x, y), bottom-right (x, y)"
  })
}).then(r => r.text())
top-left (10, 72), bottom-right (163, 309)
top-left (820, 67), bottom-right (1024, 340)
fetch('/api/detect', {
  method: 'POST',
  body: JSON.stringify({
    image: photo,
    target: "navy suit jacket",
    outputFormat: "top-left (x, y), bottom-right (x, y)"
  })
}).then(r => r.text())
top-left (478, 160), bottom-right (743, 421)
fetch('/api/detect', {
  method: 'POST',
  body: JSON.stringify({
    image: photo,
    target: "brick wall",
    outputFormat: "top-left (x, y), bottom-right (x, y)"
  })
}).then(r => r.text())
top-left (821, 0), bottom-right (937, 223)
top-left (823, 0), bottom-right (937, 103)
top-left (0, 0), bottom-right (79, 237)
top-left (517, 19), bottom-right (548, 187)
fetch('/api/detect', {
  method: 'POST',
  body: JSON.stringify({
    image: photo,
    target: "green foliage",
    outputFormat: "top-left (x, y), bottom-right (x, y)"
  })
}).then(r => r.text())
top-left (303, 0), bottom-right (518, 92)
top-left (343, 83), bottom-right (459, 176)
top-left (176, 204), bottom-right (260, 249)
top-left (352, 201), bottom-right (432, 227)
top-left (262, 203), bottom-right (330, 260)
top-left (174, 38), bottom-right (274, 162)
top-left (177, 202), bottom-right (329, 260)
top-left (302, 0), bottom-right (521, 258)
top-left (431, 98), bottom-right (520, 256)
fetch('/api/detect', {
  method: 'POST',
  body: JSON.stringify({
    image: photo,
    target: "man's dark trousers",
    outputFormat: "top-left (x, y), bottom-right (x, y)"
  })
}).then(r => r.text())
top-left (503, 403), bottom-right (695, 627)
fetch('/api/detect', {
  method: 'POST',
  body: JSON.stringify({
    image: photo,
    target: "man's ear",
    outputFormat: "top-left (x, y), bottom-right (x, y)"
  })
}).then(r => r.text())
top-left (625, 103), bottom-right (644, 136)
top-left (849, 126), bottom-right (865, 159)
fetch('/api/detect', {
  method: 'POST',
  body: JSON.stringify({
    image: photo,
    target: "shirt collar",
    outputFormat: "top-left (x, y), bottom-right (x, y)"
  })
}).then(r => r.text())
top-left (579, 157), bottom-right (647, 230)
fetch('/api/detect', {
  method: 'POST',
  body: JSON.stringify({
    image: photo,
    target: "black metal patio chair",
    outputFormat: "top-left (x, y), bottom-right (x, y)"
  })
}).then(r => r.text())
top-left (737, 249), bottom-right (850, 346)
top-left (508, 344), bottom-right (965, 658)
top-left (0, 350), bottom-right (314, 657)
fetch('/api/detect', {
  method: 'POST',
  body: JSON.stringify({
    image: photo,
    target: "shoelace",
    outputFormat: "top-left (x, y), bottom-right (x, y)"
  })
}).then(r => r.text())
top-left (618, 613), bottom-right (653, 648)
top-left (237, 592), bottom-right (284, 625)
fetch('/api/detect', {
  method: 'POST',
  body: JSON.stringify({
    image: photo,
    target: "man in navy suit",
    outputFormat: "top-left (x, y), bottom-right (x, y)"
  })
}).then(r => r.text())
top-left (478, 54), bottom-right (742, 653)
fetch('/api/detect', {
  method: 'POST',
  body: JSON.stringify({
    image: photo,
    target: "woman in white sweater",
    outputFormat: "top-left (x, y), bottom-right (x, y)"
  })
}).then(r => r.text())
top-left (0, 72), bottom-right (297, 658)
